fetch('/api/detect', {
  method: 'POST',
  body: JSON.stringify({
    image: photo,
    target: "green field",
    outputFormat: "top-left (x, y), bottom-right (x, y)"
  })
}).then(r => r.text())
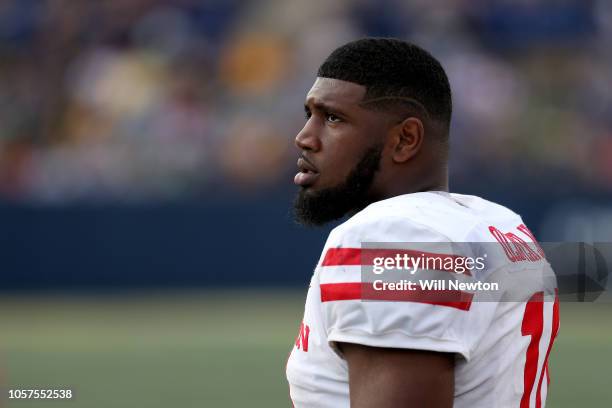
top-left (1, 290), bottom-right (611, 407)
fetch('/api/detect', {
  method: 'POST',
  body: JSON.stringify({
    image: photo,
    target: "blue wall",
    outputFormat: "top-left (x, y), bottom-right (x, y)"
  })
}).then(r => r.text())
top-left (0, 186), bottom-right (607, 291)
top-left (0, 195), bottom-right (332, 290)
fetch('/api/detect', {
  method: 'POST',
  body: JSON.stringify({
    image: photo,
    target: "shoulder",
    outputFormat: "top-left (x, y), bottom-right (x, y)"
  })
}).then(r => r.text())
top-left (328, 192), bottom-right (497, 243)
top-left (327, 200), bottom-right (448, 247)
top-left (449, 193), bottom-right (521, 220)
top-left (325, 192), bottom-right (526, 247)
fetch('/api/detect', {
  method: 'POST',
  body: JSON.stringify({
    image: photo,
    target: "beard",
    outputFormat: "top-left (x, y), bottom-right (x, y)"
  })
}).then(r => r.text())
top-left (293, 143), bottom-right (383, 226)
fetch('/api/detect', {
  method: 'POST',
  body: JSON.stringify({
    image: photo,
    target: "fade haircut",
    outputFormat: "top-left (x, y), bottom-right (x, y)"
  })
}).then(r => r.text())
top-left (317, 38), bottom-right (452, 137)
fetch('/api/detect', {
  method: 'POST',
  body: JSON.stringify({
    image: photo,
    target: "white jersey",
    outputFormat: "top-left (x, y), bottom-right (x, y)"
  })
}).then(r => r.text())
top-left (286, 192), bottom-right (559, 408)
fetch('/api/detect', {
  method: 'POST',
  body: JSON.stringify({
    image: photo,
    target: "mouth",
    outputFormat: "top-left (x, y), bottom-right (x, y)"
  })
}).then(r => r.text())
top-left (294, 157), bottom-right (320, 187)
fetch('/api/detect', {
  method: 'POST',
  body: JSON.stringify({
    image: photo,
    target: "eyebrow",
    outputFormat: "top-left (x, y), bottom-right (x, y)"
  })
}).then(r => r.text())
top-left (304, 101), bottom-right (348, 116)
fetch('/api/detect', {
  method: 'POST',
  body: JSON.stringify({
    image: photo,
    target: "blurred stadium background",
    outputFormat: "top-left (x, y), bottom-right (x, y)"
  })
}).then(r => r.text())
top-left (0, 0), bottom-right (611, 407)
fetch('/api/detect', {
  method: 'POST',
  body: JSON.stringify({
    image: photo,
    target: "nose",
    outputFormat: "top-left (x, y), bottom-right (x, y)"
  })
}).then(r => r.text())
top-left (295, 121), bottom-right (321, 152)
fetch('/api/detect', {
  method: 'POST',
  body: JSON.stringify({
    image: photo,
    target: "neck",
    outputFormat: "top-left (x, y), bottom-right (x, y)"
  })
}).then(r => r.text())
top-left (370, 165), bottom-right (449, 202)
top-left (376, 182), bottom-right (448, 201)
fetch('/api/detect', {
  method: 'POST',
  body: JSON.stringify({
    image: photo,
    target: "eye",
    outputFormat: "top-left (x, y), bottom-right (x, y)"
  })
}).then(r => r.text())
top-left (325, 113), bottom-right (341, 123)
top-left (304, 110), bottom-right (312, 120)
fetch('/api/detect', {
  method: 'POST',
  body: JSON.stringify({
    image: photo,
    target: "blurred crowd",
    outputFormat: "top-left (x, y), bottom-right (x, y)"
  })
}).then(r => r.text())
top-left (0, 0), bottom-right (610, 203)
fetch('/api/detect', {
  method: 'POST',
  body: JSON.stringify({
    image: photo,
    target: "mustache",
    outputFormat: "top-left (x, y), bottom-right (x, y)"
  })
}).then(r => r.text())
top-left (299, 154), bottom-right (317, 169)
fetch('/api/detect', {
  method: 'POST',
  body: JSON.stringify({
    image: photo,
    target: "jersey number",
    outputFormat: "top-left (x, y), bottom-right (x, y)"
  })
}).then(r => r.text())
top-left (520, 290), bottom-right (560, 408)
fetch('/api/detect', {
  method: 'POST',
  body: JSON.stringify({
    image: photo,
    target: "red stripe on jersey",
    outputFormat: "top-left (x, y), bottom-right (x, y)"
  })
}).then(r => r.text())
top-left (321, 248), bottom-right (472, 276)
top-left (319, 282), bottom-right (362, 302)
top-left (535, 289), bottom-right (560, 407)
top-left (320, 282), bottom-right (473, 311)
top-left (322, 248), bottom-right (362, 266)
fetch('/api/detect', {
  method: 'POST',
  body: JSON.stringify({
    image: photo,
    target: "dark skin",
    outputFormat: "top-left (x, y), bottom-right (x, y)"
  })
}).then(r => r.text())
top-left (295, 77), bottom-right (453, 407)
top-left (295, 77), bottom-right (448, 199)
top-left (343, 344), bottom-right (455, 408)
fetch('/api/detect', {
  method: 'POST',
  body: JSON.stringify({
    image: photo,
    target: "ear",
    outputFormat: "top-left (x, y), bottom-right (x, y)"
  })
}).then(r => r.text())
top-left (390, 117), bottom-right (424, 163)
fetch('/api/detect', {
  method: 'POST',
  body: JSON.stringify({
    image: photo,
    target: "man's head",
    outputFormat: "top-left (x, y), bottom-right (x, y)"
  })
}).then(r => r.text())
top-left (293, 38), bottom-right (452, 226)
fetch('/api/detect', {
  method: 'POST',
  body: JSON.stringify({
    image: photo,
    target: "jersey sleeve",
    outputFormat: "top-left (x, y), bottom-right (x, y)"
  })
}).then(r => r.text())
top-left (319, 214), bottom-right (496, 361)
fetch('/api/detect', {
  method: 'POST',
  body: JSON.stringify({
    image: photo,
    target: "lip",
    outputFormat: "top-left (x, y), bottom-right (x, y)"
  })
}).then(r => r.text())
top-left (294, 157), bottom-right (320, 187)
top-left (297, 157), bottom-right (318, 173)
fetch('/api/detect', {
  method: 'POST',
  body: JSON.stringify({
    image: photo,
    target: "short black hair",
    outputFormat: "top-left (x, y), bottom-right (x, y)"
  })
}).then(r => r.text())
top-left (317, 38), bottom-right (452, 135)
